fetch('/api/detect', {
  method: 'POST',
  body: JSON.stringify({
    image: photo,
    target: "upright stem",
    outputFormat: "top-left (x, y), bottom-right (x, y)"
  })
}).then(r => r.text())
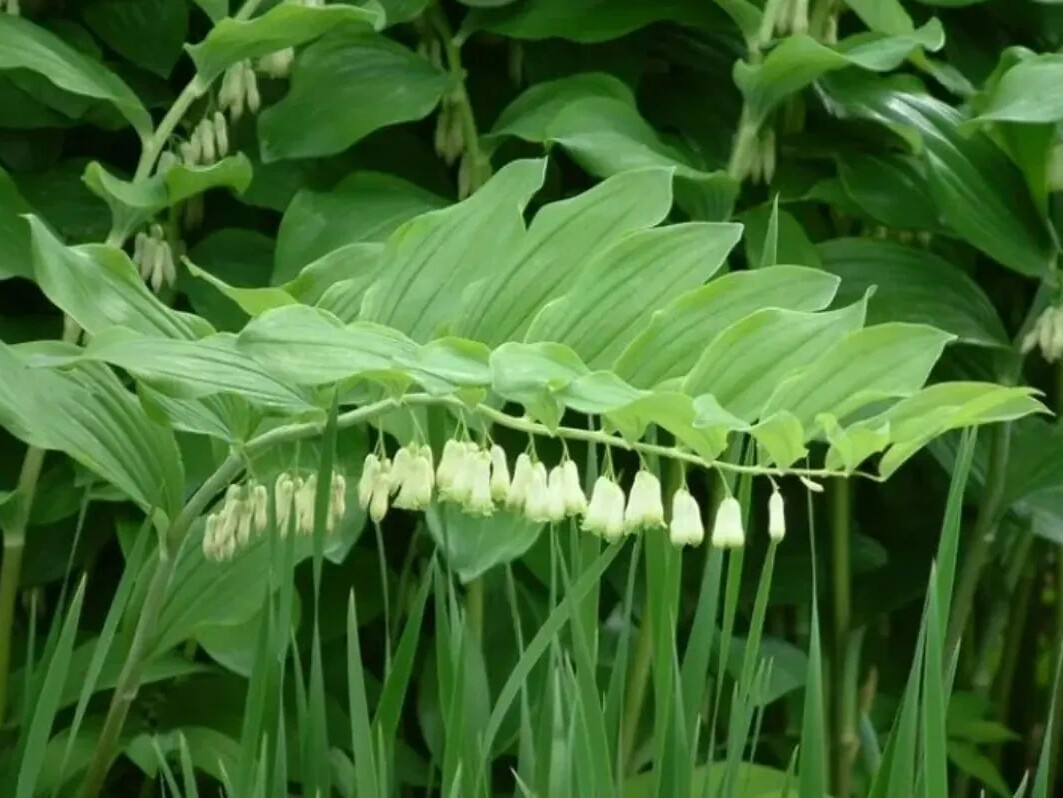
top-left (945, 422), bottom-right (1011, 659)
top-left (830, 478), bottom-right (853, 798)
top-left (619, 613), bottom-right (654, 773)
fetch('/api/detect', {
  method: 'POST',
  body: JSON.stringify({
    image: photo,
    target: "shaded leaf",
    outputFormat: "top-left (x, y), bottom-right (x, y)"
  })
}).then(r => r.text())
top-left (82, 0), bottom-right (188, 77)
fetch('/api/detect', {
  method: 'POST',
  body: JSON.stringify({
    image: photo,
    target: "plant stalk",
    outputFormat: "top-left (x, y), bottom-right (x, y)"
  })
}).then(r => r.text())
top-left (945, 422), bottom-right (1011, 660)
top-left (830, 478), bottom-right (854, 798)
top-left (619, 612), bottom-right (654, 773)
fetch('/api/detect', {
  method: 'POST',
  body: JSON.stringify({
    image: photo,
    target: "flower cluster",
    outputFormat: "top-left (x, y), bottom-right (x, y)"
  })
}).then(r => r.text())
top-left (132, 224), bottom-right (176, 294)
top-left (218, 61), bottom-right (261, 122)
top-left (179, 112), bottom-right (229, 167)
top-left (203, 472), bottom-right (346, 561)
top-left (1021, 305), bottom-right (1063, 363)
top-left (356, 439), bottom-right (788, 550)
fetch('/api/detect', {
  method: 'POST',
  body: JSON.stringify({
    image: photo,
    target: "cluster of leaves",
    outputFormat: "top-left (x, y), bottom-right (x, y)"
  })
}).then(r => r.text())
top-left (1, 0), bottom-right (1063, 796)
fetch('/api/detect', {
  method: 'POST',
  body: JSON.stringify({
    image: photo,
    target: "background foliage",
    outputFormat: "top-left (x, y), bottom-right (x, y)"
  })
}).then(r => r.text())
top-left (2, 0), bottom-right (1063, 796)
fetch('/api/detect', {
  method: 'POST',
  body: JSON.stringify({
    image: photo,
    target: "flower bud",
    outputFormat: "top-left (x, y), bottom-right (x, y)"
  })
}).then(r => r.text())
top-left (561, 460), bottom-right (587, 516)
top-left (669, 488), bottom-right (704, 547)
top-left (203, 513), bottom-right (220, 560)
top-left (506, 453), bottom-right (533, 511)
top-left (357, 454), bottom-right (381, 509)
top-left (198, 119), bottom-right (216, 164)
top-left (369, 476), bottom-right (389, 523)
top-left (584, 477), bottom-right (625, 541)
top-left (624, 470), bottom-right (665, 532)
top-left (275, 472), bottom-right (295, 534)
top-left (244, 66), bottom-right (261, 114)
top-left (257, 47), bottom-right (295, 78)
top-left (213, 111), bottom-right (229, 158)
top-left (546, 466), bottom-right (566, 522)
top-left (768, 489), bottom-right (786, 542)
top-left (711, 497), bottom-right (744, 549)
top-left (296, 473), bottom-right (316, 534)
top-left (156, 151), bottom-right (179, 175)
top-left (251, 483), bottom-right (268, 533)
top-left (489, 445), bottom-right (510, 502)
top-left (235, 500), bottom-right (253, 546)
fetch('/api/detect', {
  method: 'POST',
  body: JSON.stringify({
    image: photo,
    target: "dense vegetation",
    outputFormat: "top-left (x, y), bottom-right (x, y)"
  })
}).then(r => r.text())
top-left (2, 0), bottom-right (1063, 796)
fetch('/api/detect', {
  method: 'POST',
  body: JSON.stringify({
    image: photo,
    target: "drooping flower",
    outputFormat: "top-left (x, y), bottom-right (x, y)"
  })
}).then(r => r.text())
top-left (358, 454), bottom-right (382, 510)
top-left (767, 489), bottom-right (786, 542)
top-left (251, 483), bottom-right (268, 533)
top-left (506, 453), bottom-right (534, 511)
top-left (561, 460), bottom-right (587, 516)
top-left (296, 474), bottom-right (317, 534)
top-left (583, 477), bottom-right (625, 541)
top-left (389, 446), bottom-right (413, 495)
top-left (436, 440), bottom-right (466, 495)
top-left (669, 488), bottom-right (704, 547)
top-left (624, 470), bottom-right (665, 532)
top-left (546, 466), bottom-right (566, 522)
top-left (489, 445), bottom-right (510, 502)
top-left (275, 472), bottom-right (296, 535)
top-left (328, 474), bottom-right (347, 531)
top-left (523, 462), bottom-right (552, 523)
top-left (369, 476), bottom-right (390, 523)
top-left (465, 450), bottom-right (494, 516)
top-left (711, 497), bottom-right (744, 549)
top-left (393, 449), bottom-right (434, 511)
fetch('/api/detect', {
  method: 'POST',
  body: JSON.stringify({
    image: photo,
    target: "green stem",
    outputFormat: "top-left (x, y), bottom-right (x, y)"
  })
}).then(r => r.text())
top-left (619, 612), bottom-right (654, 773)
top-left (945, 422), bottom-right (1011, 660)
top-left (466, 576), bottom-right (484, 643)
top-left (830, 478), bottom-right (853, 798)
top-left (727, 108), bottom-right (759, 183)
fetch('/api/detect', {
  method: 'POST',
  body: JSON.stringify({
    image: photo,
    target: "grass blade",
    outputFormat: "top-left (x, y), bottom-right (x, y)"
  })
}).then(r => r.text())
top-left (347, 591), bottom-right (381, 798)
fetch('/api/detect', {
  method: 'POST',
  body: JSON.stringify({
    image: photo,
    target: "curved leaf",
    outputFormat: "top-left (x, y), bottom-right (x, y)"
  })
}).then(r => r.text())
top-left (0, 165), bottom-right (33, 281)
top-left (82, 0), bottom-right (188, 78)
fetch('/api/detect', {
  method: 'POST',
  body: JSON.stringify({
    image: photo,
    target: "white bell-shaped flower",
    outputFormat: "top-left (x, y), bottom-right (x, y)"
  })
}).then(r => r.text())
top-left (389, 447), bottom-right (413, 495)
top-left (523, 462), bottom-right (552, 523)
top-left (711, 497), bottom-right (745, 549)
top-left (546, 466), bottom-right (567, 522)
top-left (561, 460), bottom-right (587, 516)
top-left (624, 470), bottom-right (666, 532)
top-left (465, 450), bottom-right (495, 516)
top-left (441, 444), bottom-right (477, 505)
top-left (357, 454), bottom-right (382, 510)
top-left (235, 500), bottom-right (253, 546)
top-left (327, 474), bottom-right (347, 531)
top-left (251, 483), bottom-right (268, 533)
top-left (669, 488), bottom-right (704, 547)
top-left (768, 489), bottom-right (786, 542)
top-left (436, 439), bottom-right (467, 496)
top-left (583, 477), bottom-right (625, 541)
top-left (203, 513), bottom-right (221, 560)
top-left (275, 473), bottom-right (295, 535)
top-left (394, 451), bottom-right (434, 511)
top-left (506, 453), bottom-right (534, 511)
top-left (369, 474), bottom-right (390, 523)
top-left (296, 474), bottom-right (317, 534)
top-left (489, 445), bottom-right (511, 502)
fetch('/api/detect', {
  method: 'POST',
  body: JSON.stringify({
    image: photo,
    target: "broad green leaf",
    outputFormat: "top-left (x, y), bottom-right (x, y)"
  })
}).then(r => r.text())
top-left (180, 229), bottom-right (275, 333)
top-left (835, 152), bottom-right (941, 232)
top-left (361, 158), bottom-right (547, 342)
top-left (259, 31), bottom-right (450, 161)
top-left (185, 259), bottom-right (297, 318)
top-left (460, 168), bottom-right (674, 346)
top-left (0, 15), bottom-right (151, 137)
top-left (489, 341), bottom-right (589, 426)
top-left (750, 411), bottom-right (806, 467)
top-left (818, 238), bottom-right (1008, 347)
top-left (16, 159), bottom-right (111, 243)
top-left (0, 166), bottom-right (33, 280)
top-left (734, 21), bottom-right (944, 124)
top-left (844, 0), bottom-right (914, 35)
top-left (28, 216), bottom-right (210, 339)
top-left (425, 504), bottom-right (544, 583)
top-left (819, 413), bottom-right (891, 472)
top-left (185, 2), bottom-right (384, 83)
top-left (0, 343), bottom-right (184, 515)
top-left (489, 77), bottom-right (736, 219)
top-left (822, 73), bottom-right (1054, 277)
top-left (947, 742), bottom-right (1010, 798)
top-left (614, 265), bottom-right (841, 388)
top-left (82, 156), bottom-right (252, 237)
top-left (82, 0), bottom-right (188, 77)
top-left (973, 53), bottom-right (1063, 123)
top-left (274, 171), bottom-right (444, 282)
top-left (468, 0), bottom-right (722, 42)
top-left (192, 0), bottom-right (227, 21)
top-left (77, 327), bottom-right (317, 413)
top-left (762, 323), bottom-right (955, 427)
top-left (740, 204), bottom-right (821, 268)
top-left (684, 298), bottom-right (868, 421)
top-left (526, 223), bottom-right (741, 367)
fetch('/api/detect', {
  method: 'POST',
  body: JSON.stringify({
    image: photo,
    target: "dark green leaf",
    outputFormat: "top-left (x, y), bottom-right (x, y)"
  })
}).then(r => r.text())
top-left (0, 165), bottom-right (33, 280)
top-left (82, 0), bottom-right (188, 78)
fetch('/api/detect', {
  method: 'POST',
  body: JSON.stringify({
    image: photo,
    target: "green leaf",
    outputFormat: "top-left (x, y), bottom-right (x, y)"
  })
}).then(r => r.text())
top-left (192, 0), bottom-right (227, 22)
top-left (28, 216), bottom-right (211, 339)
top-left (185, 1), bottom-right (384, 83)
top-left (0, 343), bottom-right (184, 515)
top-left (818, 238), bottom-right (1008, 347)
top-left (274, 171), bottom-right (445, 282)
top-left (0, 165), bottom-right (33, 280)
top-left (751, 411), bottom-right (807, 467)
top-left (361, 158), bottom-right (547, 342)
top-left (0, 15), bottom-right (151, 137)
top-left (844, 0), bottom-right (915, 35)
top-left (734, 21), bottom-right (944, 124)
top-left (16, 159), bottom-right (111, 243)
top-left (77, 327), bottom-right (318, 413)
top-left (684, 299), bottom-right (868, 421)
top-left (82, 0), bottom-right (189, 78)
top-left (489, 341), bottom-right (589, 427)
top-left (614, 265), bottom-right (841, 388)
top-left (526, 222), bottom-right (741, 368)
top-left (819, 413), bottom-right (891, 472)
top-left (82, 155), bottom-right (253, 236)
top-left (761, 323), bottom-right (955, 427)
top-left (798, 596), bottom-right (827, 797)
top-left (425, 504), bottom-right (544, 583)
top-left (972, 53), bottom-right (1063, 123)
top-left (740, 203), bottom-right (822, 268)
top-left (489, 76), bottom-right (737, 219)
top-left (835, 152), bottom-right (941, 232)
top-left (459, 168), bottom-right (674, 346)
top-left (822, 73), bottom-right (1055, 277)
top-left (259, 30), bottom-right (449, 161)
top-left (946, 741), bottom-right (1010, 798)
top-left (468, 0), bottom-right (722, 42)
